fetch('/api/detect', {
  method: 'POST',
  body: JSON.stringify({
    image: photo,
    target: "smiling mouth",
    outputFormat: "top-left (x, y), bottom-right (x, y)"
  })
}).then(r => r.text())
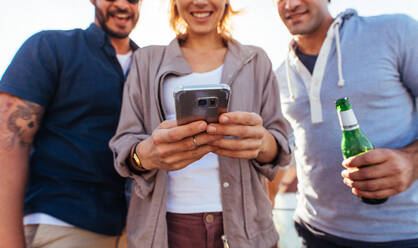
top-left (114, 13), bottom-right (131, 20)
top-left (191, 11), bottom-right (212, 18)
top-left (109, 10), bottom-right (133, 21)
top-left (286, 10), bottom-right (308, 20)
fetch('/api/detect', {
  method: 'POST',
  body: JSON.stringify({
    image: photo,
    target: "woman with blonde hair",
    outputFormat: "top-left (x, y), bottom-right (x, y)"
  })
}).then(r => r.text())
top-left (110, 0), bottom-right (291, 247)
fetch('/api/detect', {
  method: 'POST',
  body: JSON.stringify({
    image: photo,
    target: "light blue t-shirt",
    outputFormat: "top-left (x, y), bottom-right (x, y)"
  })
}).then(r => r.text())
top-left (275, 9), bottom-right (418, 243)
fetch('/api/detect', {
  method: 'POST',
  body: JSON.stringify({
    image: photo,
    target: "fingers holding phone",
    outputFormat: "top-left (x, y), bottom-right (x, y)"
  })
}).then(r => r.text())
top-left (137, 120), bottom-right (221, 171)
top-left (207, 111), bottom-right (278, 163)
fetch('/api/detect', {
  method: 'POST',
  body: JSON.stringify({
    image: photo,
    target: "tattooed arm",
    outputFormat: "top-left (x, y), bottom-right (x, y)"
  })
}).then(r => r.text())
top-left (0, 92), bottom-right (44, 248)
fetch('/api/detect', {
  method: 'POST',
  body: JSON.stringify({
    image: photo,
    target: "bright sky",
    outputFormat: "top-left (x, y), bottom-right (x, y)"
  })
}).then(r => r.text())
top-left (1, 0), bottom-right (417, 76)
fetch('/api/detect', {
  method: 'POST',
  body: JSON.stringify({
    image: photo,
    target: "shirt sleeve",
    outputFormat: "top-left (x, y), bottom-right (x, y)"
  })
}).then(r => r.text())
top-left (250, 49), bottom-right (292, 181)
top-left (109, 50), bottom-right (157, 199)
top-left (0, 32), bottom-right (59, 107)
top-left (398, 15), bottom-right (418, 98)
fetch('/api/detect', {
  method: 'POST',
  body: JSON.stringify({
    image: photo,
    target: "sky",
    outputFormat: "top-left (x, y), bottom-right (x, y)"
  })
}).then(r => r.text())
top-left (1, 0), bottom-right (417, 76)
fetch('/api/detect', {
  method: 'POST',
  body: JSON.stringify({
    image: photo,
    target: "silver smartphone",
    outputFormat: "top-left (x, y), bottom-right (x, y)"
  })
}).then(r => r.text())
top-left (174, 84), bottom-right (231, 125)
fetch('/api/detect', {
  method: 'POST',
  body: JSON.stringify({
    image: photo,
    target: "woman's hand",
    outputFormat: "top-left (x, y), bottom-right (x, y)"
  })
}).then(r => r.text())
top-left (136, 120), bottom-right (221, 171)
top-left (206, 111), bottom-right (278, 163)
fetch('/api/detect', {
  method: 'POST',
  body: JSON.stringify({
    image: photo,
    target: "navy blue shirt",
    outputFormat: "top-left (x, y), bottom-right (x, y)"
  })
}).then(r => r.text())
top-left (295, 47), bottom-right (318, 74)
top-left (0, 24), bottom-right (138, 235)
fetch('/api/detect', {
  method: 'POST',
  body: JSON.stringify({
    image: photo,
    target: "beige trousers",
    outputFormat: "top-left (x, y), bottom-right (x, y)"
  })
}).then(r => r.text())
top-left (24, 224), bottom-right (127, 248)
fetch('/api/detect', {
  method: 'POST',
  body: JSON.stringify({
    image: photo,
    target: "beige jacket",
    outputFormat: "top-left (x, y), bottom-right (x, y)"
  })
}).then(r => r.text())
top-left (109, 39), bottom-right (291, 248)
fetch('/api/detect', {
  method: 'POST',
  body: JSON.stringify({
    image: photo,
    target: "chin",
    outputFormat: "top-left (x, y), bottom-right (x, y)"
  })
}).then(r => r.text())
top-left (106, 27), bottom-right (131, 39)
top-left (288, 25), bottom-right (310, 35)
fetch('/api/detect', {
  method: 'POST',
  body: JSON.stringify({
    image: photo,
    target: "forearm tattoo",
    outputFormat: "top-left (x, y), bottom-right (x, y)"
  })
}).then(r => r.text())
top-left (0, 99), bottom-right (43, 149)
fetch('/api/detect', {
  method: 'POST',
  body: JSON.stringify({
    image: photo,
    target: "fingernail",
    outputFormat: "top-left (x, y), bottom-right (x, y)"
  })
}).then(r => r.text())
top-left (199, 122), bottom-right (206, 129)
top-left (341, 170), bottom-right (348, 178)
top-left (220, 116), bottom-right (229, 123)
top-left (343, 178), bottom-right (351, 186)
top-left (207, 126), bottom-right (216, 133)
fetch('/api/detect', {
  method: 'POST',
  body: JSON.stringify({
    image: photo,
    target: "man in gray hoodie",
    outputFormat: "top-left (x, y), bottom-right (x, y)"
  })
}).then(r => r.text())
top-left (274, 0), bottom-right (418, 247)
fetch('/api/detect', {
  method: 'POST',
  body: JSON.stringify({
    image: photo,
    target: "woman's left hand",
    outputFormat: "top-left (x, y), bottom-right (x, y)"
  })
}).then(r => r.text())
top-left (206, 111), bottom-right (278, 163)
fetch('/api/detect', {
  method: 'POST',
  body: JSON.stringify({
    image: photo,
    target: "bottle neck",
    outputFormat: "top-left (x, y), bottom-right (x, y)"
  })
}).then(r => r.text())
top-left (337, 108), bottom-right (359, 131)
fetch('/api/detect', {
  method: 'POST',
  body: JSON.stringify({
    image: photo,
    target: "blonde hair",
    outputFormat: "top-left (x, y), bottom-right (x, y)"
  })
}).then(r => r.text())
top-left (169, 0), bottom-right (239, 41)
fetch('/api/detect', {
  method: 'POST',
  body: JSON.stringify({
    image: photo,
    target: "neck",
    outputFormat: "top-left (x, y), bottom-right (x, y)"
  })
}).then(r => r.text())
top-left (110, 37), bottom-right (132, 55)
top-left (295, 16), bottom-right (334, 55)
top-left (182, 32), bottom-right (225, 52)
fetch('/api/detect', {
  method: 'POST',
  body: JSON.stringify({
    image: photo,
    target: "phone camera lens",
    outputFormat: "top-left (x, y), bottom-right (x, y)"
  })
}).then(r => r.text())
top-left (209, 98), bottom-right (216, 106)
top-left (198, 99), bottom-right (207, 106)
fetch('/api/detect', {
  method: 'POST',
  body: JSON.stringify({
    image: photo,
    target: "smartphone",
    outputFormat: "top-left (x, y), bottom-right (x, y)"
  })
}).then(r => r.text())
top-left (174, 84), bottom-right (231, 125)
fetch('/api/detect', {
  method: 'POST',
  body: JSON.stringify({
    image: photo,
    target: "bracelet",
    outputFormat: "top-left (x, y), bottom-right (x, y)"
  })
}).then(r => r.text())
top-left (129, 142), bottom-right (148, 173)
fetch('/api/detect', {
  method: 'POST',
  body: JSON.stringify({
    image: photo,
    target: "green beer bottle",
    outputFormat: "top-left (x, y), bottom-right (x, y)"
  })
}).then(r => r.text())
top-left (335, 97), bottom-right (388, 205)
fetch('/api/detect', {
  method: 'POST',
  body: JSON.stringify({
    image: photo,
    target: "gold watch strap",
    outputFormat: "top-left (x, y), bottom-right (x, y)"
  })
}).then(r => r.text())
top-left (131, 143), bottom-right (147, 172)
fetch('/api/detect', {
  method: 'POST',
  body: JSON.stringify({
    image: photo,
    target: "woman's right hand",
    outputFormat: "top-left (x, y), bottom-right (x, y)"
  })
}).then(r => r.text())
top-left (136, 120), bottom-right (221, 171)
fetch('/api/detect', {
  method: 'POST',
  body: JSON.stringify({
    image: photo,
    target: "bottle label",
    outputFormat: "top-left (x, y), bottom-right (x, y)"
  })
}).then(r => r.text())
top-left (338, 109), bottom-right (359, 131)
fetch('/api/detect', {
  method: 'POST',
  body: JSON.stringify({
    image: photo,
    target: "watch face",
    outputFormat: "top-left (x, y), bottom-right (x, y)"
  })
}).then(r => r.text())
top-left (133, 152), bottom-right (141, 166)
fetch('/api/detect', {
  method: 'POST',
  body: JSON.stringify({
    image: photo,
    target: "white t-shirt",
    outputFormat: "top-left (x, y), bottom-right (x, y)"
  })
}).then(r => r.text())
top-left (163, 65), bottom-right (224, 213)
top-left (116, 51), bottom-right (133, 76)
top-left (24, 51), bottom-right (134, 227)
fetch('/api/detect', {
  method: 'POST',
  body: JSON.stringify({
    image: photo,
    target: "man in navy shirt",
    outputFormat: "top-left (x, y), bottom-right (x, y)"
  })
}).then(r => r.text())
top-left (0, 0), bottom-right (141, 247)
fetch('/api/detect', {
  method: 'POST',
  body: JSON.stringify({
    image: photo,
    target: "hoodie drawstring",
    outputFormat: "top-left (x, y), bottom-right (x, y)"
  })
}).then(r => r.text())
top-left (334, 22), bottom-right (345, 88)
top-left (284, 16), bottom-right (346, 123)
top-left (285, 53), bottom-right (296, 101)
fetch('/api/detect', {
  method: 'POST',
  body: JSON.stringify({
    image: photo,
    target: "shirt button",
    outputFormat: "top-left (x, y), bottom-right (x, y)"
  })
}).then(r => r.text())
top-left (205, 214), bottom-right (214, 224)
top-left (223, 182), bottom-right (230, 188)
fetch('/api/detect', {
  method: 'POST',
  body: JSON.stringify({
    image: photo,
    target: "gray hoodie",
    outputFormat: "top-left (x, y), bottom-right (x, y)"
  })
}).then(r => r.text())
top-left (276, 9), bottom-right (418, 243)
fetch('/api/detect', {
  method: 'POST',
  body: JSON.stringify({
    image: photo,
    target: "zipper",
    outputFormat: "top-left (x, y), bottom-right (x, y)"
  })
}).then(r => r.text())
top-left (221, 235), bottom-right (230, 248)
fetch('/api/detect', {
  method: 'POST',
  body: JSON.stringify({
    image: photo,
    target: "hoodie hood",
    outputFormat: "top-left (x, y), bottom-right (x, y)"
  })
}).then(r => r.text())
top-left (285, 9), bottom-right (357, 123)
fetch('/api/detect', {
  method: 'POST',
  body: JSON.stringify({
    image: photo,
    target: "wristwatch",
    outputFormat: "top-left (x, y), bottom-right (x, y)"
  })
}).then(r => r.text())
top-left (129, 143), bottom-right (148, 173)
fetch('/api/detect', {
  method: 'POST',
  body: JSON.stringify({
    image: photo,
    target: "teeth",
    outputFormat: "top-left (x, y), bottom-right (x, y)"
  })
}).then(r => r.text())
top-left (116, 14), bottom-right (129, 18)
top-left (192, 12), bottom-right (210, 18)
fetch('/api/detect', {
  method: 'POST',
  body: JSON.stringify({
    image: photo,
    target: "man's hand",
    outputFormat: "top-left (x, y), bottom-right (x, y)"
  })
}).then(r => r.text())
top-left (137, 120), bottom-right (221, 171)
top-left (341, 143), bottom-right (418, 199)
top-left (206, 111), bottom-right (278, 163)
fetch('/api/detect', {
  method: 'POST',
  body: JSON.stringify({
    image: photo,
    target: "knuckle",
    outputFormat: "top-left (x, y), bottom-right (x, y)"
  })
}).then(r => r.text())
top-left (167, 130), bottom-right (178, 141)
top-left (256, 129), bottom-right (265, 138)
top-left (359, 170), bottom-right (371, 180)
top-left (252, 112), bottom-right (262, 123)
top-left (348, 171), bottom-right (359, 180)
top-left (156, 147), bottom-right (169, 158)
top-left (162, 157), bottom-right (173, 165)
top-left (394, 176), bottom-right (403, 186)
top-left (238, 128), bottom-right (248, 137)
top-left (186, 138), bottom-right (195, 150)
top-left (362, 155), bottom-right (374, 166)
top-left (365, 182), bottom-right (378, 191)
top-left (151, 133), bottom-right (161, 145)
top-left (256, 139), bottom-right (263, 147)
top-left (391, 164), bottom-right (403, 174)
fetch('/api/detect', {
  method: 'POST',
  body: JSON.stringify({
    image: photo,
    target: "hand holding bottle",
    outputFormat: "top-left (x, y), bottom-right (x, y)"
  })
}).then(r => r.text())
top-left (341, 146), bottom-right (418, 200)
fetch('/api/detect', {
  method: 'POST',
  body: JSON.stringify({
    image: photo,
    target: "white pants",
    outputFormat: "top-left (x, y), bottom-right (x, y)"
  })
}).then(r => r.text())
top-left (273, 193), bottom-right (302, 248)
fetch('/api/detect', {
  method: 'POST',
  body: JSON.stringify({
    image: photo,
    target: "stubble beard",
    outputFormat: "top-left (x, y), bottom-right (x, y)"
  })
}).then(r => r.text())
top-left (95, 6), bottom-right (137, 39)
